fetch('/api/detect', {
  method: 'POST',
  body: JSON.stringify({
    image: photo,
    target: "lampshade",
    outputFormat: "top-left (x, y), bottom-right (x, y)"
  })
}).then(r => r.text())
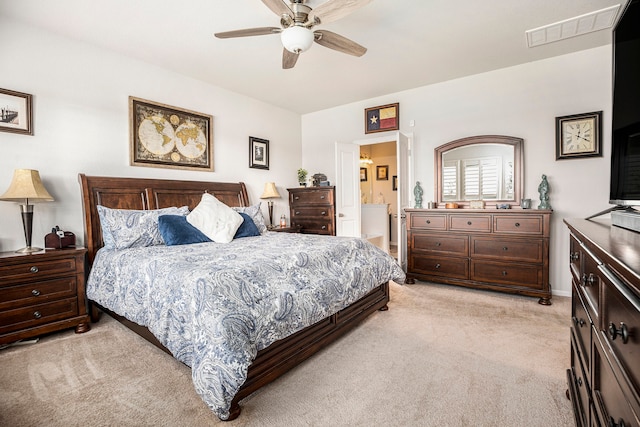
top-left (260, 182), bottom-right (281, 199)
top-left (281, 26), bottom-right (314, 54)
top-left (0, 169), bottom-right (54, 202)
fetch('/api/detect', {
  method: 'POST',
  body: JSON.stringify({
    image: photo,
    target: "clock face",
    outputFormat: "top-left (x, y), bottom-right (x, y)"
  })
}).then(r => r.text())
top-left (562, 118), bottom-right (595, 154)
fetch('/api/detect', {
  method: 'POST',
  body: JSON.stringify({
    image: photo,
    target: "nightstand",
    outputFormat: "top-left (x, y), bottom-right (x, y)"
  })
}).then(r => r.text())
top-left (0, 248), bottom-right (91, 346)
top-left (268, 226), bottom-right (301, 233)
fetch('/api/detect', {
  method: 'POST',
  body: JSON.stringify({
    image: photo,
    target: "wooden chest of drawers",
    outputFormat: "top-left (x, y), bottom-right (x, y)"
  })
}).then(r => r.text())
top-left (0, 248), bottom-right (90, 345)
top-left (565, 219), bottom-right (640, 427)
top-left (288, 187), bottom-right (335, 235)
top-left (405, 209), bottom-right (552, 304)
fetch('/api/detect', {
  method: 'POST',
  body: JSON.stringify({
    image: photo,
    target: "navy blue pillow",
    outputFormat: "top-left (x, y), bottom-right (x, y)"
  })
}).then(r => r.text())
top-left (234, 212), bottom-right (261, 239)
top-left (158, 215), bottom-right (211, 246)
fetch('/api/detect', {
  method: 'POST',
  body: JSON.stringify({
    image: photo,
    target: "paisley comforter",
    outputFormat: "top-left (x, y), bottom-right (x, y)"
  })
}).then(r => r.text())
top-left (86, 232), bottom-right (405, 419)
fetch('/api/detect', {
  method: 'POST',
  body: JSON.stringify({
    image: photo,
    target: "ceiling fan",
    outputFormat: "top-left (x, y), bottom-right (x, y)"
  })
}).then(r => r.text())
top-left (214, 0), bottom-right (370, 69)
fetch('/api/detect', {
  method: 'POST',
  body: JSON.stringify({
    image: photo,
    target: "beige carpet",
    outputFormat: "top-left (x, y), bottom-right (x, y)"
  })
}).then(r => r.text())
top-left (0, 281), bottom-right (574, 427)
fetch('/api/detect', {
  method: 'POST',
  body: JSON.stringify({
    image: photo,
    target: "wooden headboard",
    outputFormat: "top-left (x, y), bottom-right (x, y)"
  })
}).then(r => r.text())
top-left (78, 174), bottom-right (249, 264)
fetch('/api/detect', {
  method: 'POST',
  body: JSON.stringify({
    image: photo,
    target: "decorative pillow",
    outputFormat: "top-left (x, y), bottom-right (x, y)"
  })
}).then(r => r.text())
top-left (234, 212), bottom-right (261, 239)
top-left (97, 205), bottom-right (189, 250)
top-left (232, 203), bottom-right (268, 234)
top-left (186, 193), bottom-right (243, 243)
top-left (158, 215), bottom-right (211, 246)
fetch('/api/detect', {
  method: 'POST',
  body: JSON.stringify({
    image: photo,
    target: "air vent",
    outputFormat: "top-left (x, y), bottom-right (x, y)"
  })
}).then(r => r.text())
top-left (526, 4), bottom-right (621, 48)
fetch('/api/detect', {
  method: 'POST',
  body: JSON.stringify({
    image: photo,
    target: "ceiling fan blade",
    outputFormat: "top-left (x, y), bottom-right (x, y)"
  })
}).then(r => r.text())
top-left (261, 0), bottom-right (293, 18)
top-left (282, 48), bottom-right (299, 69)
top-left (308, 0), bottom-right (371, 25)
top-left (314, 30), bottom-right (367, 57)
top-left (214, 27), bottom-right (281, 39)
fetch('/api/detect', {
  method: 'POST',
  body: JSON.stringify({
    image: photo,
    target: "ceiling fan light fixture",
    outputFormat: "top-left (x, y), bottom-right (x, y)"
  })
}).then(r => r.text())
top-left (281, 26), bottom-right (314, 53)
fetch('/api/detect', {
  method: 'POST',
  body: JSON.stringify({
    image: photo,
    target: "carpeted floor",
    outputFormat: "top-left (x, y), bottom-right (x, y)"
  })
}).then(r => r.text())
top-left (0, 281), bottom-right (574, 426)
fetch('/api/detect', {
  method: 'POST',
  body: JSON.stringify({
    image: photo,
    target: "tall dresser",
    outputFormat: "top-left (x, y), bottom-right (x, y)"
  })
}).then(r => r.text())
top-left (564, 219), bottom-right (640, 427)
top-left (288, 186), bottom-right (335, 235)
top-left (405, 208), bottom-right (552, 304)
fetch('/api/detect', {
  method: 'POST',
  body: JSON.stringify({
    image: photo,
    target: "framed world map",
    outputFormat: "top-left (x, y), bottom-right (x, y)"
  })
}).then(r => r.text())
top-left (129, 97), bottom-right (213, 171)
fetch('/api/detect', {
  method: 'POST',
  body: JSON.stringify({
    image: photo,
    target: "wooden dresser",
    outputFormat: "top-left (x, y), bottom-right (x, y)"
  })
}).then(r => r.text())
top-left (288, 186), bottom-right (335, 235)
top-left (0, 248), bottom-right (90, 345)
top-left (405, 208), bottom-right (552, 304)
top-left (564, 219), bottom-right (640, 427)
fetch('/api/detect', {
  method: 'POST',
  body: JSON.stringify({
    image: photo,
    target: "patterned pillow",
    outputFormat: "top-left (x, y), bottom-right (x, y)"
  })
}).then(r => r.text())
top-left (186, 193), bottom-right (243, 243)
top-left (232, 203), bottom-right (268, 234)
top-left (97, 205), bottom-right (189, 249)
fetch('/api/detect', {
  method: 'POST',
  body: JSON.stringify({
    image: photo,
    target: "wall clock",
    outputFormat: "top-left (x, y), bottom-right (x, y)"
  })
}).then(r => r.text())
top-left (555, 111), bottom-right (602, 160)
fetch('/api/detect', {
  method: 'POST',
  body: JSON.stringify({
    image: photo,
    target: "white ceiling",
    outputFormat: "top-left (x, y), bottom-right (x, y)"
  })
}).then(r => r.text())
top-left (0, 0), bottom-right (626, 114)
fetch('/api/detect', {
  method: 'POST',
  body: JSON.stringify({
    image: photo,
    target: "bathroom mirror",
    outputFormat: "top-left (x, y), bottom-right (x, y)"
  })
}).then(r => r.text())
top-left (434, 135), bottom-right (523, 208)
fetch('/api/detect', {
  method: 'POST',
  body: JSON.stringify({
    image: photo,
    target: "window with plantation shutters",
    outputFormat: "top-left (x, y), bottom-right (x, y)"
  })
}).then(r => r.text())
top-left (444, 157), bottom-right (501, 201)
top-left (442, 161), bottom-right (458, 200)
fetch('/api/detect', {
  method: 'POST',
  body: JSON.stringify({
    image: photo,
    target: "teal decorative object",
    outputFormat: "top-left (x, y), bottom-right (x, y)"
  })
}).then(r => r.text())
top-left (414, 181), bottom-right (423, 208)
top-left (538, 174), bottom-right (551, 210)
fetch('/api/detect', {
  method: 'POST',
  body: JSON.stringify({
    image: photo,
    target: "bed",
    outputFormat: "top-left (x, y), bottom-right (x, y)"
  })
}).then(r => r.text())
top-left (78, 174), bottom-right (405, 421)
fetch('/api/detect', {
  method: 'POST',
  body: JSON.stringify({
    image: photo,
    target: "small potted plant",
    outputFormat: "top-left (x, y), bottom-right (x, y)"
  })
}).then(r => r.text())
top-left (297, 168), bottom-right (308, 187)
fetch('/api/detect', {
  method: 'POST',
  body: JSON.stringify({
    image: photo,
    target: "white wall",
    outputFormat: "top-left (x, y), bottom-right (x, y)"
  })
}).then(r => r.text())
top-left (0, 19), bottom-right (301, 251)
top-left (302, 46), bottom-right (613, 297)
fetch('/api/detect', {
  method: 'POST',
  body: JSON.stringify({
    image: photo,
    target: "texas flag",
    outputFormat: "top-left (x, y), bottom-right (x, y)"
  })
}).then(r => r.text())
top-left (366, 104), bottom-right (398, 133)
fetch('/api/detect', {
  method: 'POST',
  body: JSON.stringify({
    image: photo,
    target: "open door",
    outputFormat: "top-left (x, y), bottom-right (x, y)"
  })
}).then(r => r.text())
top-left (396, 132), bottom-right (410, 272)
top-left (335, 142), bottom-right (360, 237)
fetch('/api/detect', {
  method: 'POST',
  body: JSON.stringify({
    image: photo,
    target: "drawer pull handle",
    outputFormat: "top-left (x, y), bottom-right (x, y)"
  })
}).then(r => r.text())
top-left (570, 252), bottom-right (579, 261)
top-left (320, 195), bottom-right (325, 199)
top-left (608, 417), bottom-right (627, 427)
top-left (295, 196), bottom-right (299, 200)
top-left (467, 221), bottom-right (472, 225)
top-left (515, 222), bottom-right (520, 227)
top-left (502, 271), bottom-right (508, 276)
top-left (426, 220), bottom-right (431, 224)
top-left (295, 211), bottom-right (301, 215)
top-left (572, 316), bottom-right (586, 327)
top-left (577, 376), bottom-right (582, 387)
top-left (321, 225), bottom-right (326, 230)
top-left (31, 289), bottom-right (41, 296)
top-left (503, 246), bottom-right (508, 251)
top-left (33, 311), bottom-right (42, 319)
top-left (30, 266), bottom-right (39, 273)
top-left (435, 263), bottom-right (441, 269)
top-left (608, 322), bottom-right (630, 344)
top-left (435, 242), bottom-right (441, 247)
top-left (321, 211), bottom-right (326, 215)
top-left (581, 273), bottom-right (596, 287)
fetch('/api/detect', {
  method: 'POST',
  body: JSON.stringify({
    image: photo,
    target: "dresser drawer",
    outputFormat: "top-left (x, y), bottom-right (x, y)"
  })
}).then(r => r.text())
top-left (570, 332), bottom-right (591, 427)
top-left (409, 255), bottom-right (468, 279)
top-left (471, 236), bottom-right (543, 263)
top-left (0, 257), bottom-right (77, 285)
top-left (291, 206), bottom-right (333, 218)
top-left (449, 215), bottom-right (491, 232)
top-left (411, 234), bottom-right (468, 256)
top-left (409, 214), bottom-right (447, 230)
top-left (0, 297), bottom-right (79, 335)
top-left (569, 234), bottom-right (581, 282)
top-left (580, 253), bottom-right (601, 321)
top-left (494, 215), bottom-right (544, 235)
top-left (471, 260), bottom-right (543, 289)
top-left (289, 188), bottom-right (333, 205)
top-left (292, 219), bottom-right (334, 235)
top-left (572, 280), bottom-right (592, 370)
top-left (600, 269), bottom-right (640, 395)
top-left (0, 277), bottom-right (77, 310)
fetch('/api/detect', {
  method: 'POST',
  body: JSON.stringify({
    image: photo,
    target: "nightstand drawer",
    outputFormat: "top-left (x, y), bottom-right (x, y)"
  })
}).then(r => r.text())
top-left (289, 188), bottom-right (333, 205)
top-left (0, 277), bottom-right (77, 310)
top-left (0, 257), bottom-right (77, 284)
top-left (292, 219), bottom-right (334, 235)
top-left (0, 297), bottom-right (79, 335)
top-left (291, 206), bottom-right (333, 218)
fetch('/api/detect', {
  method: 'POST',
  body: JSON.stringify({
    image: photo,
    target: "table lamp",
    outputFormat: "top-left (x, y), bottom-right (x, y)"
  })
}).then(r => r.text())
top-left (0, 169), bottom-right (54, 253)
top-left (260, 182), bottom-right (280, 228)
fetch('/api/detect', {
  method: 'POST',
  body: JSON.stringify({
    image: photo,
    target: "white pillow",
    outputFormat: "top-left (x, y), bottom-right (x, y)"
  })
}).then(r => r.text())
top-left (187, 193), bottom-right (243, 243)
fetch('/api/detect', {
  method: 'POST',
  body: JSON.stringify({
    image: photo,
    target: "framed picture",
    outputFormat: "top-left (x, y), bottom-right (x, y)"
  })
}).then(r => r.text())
top-left (360, 167), bottom-right (368, 182)
top-left (130, 97), bottom-right (213, 171)
top-left (555, 111), bottom-right (602, 160)
top-left (365, 102), bottom-right (399, 134)
top-left (392, 175), bottom-right (398, 191)
top-left (249, 136), bottom-right (269, 169)
top-left (376, 165), bottom-right (389, 180)
top-left (0, 88), bottom-right (33, 135)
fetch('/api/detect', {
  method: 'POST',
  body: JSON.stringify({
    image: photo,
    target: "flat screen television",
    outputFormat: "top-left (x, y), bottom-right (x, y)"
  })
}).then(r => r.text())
top-left (610, 0), bottom-right (640, 207)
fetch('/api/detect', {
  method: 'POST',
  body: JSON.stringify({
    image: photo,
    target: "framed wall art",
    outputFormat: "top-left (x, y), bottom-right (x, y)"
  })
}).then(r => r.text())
top-left (555, 111), bottom-right (602, 160)
top-left (376, 165), bottom-right (389, 180)
top-left (249, 136), bottom-right (269, 170)
top-left (360, 167), bottom-right (368, 182)
top-left (365, 102), bottom-right (399, 134)
top-left (0, 88), bottom-right (33, 135)
top-left (129, 96), bottom-right (213, 171)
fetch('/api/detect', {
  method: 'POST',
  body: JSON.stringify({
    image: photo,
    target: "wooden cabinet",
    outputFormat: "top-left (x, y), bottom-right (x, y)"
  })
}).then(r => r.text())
top-left (0, 248), bottom-right (90, 345)
top-left (564, 219), bottom-right (640, 427)
top-left (405, 209), bottom-right (552, 304)
top-left (288, 187), bottom-right (335, 235)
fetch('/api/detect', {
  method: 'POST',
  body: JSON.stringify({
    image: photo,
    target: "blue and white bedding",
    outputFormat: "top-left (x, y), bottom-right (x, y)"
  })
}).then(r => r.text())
top-left (86, 232), bottom-right (405, 419)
